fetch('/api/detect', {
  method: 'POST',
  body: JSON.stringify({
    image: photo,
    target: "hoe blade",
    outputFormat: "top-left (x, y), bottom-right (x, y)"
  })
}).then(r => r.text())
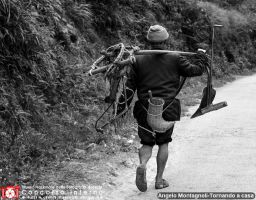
top-left (191, 86), bottom-right (216, 118)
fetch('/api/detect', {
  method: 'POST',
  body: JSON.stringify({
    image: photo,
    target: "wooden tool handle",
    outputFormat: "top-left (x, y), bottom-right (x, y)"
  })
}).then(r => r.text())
top-left (135, 50), bottom-right (196, 56)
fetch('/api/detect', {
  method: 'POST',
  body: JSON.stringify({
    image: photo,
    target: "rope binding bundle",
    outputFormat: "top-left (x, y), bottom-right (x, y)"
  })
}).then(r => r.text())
top-left (86, 44), bottom-right (137, 133)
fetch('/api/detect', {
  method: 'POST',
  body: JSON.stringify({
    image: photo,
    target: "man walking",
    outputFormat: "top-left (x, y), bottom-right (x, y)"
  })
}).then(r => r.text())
top-left (119, 25), bottom-right (208, 192)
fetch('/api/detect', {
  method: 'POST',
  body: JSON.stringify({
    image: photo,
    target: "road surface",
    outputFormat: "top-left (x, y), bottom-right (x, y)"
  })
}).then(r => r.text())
top-left (106, 74), bottom-right (256, 200)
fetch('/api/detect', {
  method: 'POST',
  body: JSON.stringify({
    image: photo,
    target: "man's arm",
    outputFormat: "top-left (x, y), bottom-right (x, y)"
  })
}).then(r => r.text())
top-left (178, 53), bottom-right (209, 77)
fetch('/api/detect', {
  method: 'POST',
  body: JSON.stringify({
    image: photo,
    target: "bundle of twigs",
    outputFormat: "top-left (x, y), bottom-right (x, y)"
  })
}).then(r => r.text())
top-left (87, 44), bottom-right (136, 132)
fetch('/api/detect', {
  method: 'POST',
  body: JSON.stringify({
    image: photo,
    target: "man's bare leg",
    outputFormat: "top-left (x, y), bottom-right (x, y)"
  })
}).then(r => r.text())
top-left (136, 144), bottom-right (153, 192)
top-left (139, 144), bottom-right (153, 166)
top-left (156, 143), bottom-right (169, 183)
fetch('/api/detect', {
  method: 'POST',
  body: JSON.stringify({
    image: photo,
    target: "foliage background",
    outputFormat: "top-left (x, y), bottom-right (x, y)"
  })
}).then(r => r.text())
top-left (1, 0), bottom-right (256, 185)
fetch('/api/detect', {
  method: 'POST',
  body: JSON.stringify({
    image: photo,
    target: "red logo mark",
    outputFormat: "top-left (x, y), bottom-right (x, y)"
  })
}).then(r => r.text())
top-left (1, 186), bottom-right (20, 199)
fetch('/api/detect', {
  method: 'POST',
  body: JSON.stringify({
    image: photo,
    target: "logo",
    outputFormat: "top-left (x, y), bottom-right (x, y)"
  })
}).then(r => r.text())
top-left (1, 186), bottom-right (20, 199)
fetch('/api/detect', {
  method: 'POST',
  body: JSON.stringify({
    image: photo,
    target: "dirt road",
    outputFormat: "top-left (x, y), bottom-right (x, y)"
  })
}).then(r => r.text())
top-left (106, 74), bottom-right (256, 200)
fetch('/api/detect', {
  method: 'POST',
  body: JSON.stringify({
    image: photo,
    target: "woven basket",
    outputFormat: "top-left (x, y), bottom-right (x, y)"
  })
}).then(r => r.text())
top-left (147, 97), bottom-right (175, 133)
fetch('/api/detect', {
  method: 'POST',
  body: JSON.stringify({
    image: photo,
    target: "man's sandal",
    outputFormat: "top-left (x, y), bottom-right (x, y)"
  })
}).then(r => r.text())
top-left (135, 164), bottom-right (147, 192)
top-left (155, 179), bottom-right (169, 189)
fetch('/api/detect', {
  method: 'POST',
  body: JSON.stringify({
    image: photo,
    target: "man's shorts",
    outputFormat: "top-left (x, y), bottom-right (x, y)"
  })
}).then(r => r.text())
top-left (138, 120), bottom-right (174, 146)
top-left (133, 99), bottom-right (181, 146)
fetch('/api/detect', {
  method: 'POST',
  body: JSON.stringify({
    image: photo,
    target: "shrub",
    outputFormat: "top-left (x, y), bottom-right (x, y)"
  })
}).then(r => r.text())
top-left (0, 0), bottom-right (96, 185)
top-left (198, 1), bottom-right (248, 33)
top-left (64, 0), bottom-right (92, 32)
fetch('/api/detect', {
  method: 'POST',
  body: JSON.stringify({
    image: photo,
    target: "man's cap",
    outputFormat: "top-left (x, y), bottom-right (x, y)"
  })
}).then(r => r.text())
top-left (146, 25), bottom-right (169, 42)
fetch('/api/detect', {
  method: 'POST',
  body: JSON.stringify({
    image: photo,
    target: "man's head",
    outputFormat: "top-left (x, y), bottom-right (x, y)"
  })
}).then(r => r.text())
top-left (147, 25), bottom-right (169, 42)
top-left (147, 25), bottom-right (169, 47)
top-left (146, 25), bottom-right (169, 49)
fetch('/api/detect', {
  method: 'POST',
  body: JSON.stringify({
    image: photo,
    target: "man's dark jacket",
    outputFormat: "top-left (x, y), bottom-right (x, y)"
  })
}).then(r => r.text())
top-left (126, 52), bottom-right (205, 122)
